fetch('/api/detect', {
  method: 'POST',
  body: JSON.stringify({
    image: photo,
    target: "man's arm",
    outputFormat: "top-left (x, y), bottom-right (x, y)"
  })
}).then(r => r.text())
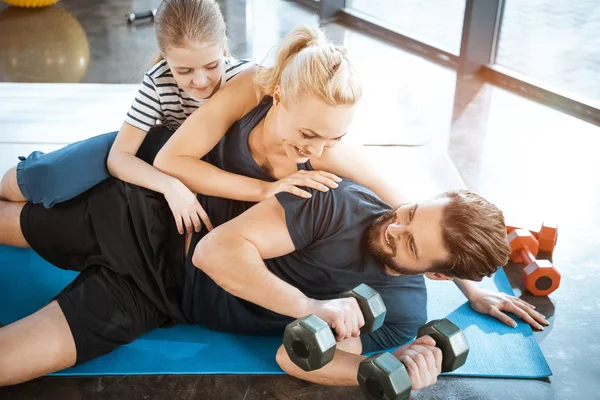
top-left (276, 335), bottom-right (442, 389)
top-left (192, 196), bottom-right (314, 319)
top-left (277, 336), bottom-right (364, 386)
top-left (193, 194), bottom-right (366, 337)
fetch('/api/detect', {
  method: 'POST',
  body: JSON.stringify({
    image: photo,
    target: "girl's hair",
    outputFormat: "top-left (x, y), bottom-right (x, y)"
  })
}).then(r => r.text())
top-left (254, 25), bottom-right (362, 106)
top-left (149, 0), bottom-right (229, 65)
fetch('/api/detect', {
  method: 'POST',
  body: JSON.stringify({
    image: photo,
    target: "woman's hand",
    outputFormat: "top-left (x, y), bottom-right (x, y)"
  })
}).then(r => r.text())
top-left (263, 170), bottom-right (342, 199)
top-left (164, 179), bottom-right (214, 234)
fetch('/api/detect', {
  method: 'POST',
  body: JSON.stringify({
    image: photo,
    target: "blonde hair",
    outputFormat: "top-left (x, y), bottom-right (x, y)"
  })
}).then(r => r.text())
top-left (254, 25), bottom-right (362, 106)
top-left (150, 0), bottom-right (229, 66)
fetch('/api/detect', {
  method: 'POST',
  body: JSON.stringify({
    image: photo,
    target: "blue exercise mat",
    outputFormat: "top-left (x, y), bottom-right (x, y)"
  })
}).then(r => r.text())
top-left (0, 246), bottom-right (551, 378)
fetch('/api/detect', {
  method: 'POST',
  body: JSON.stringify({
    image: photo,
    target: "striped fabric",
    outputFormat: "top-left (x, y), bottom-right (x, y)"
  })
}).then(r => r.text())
top-left (124, 57), bottom-right (252, 132)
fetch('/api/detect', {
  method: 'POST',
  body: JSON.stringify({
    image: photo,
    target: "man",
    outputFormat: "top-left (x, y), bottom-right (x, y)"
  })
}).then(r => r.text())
top-left (0, 177), bottom-right (546, 388)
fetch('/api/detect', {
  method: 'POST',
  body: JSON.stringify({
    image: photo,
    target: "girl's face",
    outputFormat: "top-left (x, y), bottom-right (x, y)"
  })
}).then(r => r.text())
top-left (272, 87), bottom-right (356, 164)
top-left (165, 42), bottom-right (224, 100)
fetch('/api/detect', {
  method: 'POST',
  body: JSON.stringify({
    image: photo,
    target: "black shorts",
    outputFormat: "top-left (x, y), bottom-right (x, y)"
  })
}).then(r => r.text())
top-left (20, 178), bottom-right (187, 365)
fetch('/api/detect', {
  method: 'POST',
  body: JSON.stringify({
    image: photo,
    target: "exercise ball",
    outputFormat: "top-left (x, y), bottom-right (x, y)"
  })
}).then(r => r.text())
top-left (0, 6), bottom-right (90, 82)
top-left (1, 0), bottom-right (59, 8)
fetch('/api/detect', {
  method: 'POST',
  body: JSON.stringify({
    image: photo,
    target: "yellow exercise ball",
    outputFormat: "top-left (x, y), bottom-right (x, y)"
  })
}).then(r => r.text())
top-left (0, 5), bottom-right (90, 82)
top-left (1, 0), bottom-right (59, 8)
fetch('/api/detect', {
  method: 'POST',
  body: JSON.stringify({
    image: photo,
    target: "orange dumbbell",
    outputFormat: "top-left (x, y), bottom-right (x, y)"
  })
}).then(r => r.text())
top-left (507, 229), bottom-right (561, 296)
top-left (506, 222), bottom-right (558, 255)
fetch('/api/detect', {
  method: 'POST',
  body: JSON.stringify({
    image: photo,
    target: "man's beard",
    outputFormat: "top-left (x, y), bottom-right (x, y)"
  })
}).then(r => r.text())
top-left (363, 210), bottom-right (423, 276)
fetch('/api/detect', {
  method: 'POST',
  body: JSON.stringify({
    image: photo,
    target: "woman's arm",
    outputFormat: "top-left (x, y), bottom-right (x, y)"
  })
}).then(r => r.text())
top-left (153, 67), bottom-right (275, 202)
top-left (311, 142), bottom-right (410, 208)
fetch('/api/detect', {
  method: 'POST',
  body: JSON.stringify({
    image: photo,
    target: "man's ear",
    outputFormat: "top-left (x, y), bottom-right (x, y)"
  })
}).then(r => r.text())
top-left (273, 85), bottom-right (282, 106)
top-left (424, 272), bottom-right (453, 281)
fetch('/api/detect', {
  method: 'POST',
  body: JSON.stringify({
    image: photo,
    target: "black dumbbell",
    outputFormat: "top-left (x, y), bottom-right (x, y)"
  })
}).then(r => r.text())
top-left (283, 284), bottom-right (387, 371)
top-left (125, 9), bottom-right (157, 24)
top-left (358, 319), bottom-right (469, 400)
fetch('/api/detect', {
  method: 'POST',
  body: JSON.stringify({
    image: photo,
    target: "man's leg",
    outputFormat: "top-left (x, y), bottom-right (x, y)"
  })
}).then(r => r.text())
top-left (0, 167), bottom-right (26, 203)
top-left (0, 266), bottom-right (171, 387)
top-left (0, 301), bottom-right (76, 386)
top-left (0, 199), bottom-right (74, 384)
top-left (0, 200), bottom-right (28, 248)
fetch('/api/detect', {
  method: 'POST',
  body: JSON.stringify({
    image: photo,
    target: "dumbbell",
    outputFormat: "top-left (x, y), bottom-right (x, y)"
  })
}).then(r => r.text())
top-left (358, 319), bottom-right (469, 400)
top-left (507, 229), bottom-right (561, 296)
top-left (125, 9), bottom-right (157, 24)
top-left (507, 222), bottom-right (558, 255)
top-left (283, 283), bottom-right (387, 371)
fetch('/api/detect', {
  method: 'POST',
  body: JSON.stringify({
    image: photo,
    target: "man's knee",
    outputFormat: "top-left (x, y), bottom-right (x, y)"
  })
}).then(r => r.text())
top-left (0, 167), bottom-right (25, 202)
top-left (0, 200), bottom-right (28, 248)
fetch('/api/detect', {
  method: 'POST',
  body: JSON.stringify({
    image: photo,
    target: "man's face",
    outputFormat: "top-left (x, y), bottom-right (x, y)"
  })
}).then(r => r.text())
top-left (364, 198), bottom-right (451, 275)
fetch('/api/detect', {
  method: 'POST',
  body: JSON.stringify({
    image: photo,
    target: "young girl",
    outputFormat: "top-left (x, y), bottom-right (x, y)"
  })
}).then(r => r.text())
top-left (0, 0), bottom-right (256, 234)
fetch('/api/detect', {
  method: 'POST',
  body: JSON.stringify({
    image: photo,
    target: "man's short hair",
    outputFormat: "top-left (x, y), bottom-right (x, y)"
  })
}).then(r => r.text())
top-left (429, 190), bottom-right (510, 281)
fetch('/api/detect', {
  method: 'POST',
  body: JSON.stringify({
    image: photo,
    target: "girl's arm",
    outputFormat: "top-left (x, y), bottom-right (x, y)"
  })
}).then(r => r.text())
top-left (154, 67), bottom-right (274, 202)
top-left (107, 122), bottom-right (181, 195)
top-left (108, 122), bottom-right (212, 234)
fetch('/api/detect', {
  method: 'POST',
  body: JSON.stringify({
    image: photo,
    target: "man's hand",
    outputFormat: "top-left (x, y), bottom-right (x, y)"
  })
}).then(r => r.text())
top-left (467, 288), bottom-right (549, 330)
top-left (391, 336), bottom-right (443, 389)
top-left (309, 298), bottom-right (365, 341)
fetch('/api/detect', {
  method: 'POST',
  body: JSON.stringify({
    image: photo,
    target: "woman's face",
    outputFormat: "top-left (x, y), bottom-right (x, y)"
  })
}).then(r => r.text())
top-left (273, 88), bottom-right (356, 164)
top-left (165, 42), bottom-right (224, 100)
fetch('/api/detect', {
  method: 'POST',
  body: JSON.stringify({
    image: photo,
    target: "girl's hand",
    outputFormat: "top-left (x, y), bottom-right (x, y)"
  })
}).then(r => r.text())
top-left (164, 180), bottom-right (214, 234)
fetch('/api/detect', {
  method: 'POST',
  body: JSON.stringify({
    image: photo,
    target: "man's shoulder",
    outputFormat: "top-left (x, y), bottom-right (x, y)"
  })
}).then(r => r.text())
top-left (321, 178), bottom-right (388, 212)
top-left (375, 275), bottom-right (428, 324)
top-left (276, 178), bottom-right (389, 224)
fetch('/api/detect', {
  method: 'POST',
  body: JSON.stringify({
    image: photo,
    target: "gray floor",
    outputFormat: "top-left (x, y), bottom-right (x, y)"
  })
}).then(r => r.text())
top-left (0, 1), bottom-right (599, 399)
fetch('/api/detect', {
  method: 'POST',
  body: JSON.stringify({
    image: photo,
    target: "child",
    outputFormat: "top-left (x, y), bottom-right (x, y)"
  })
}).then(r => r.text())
top-left (0, 0), bottom-right (252, 234)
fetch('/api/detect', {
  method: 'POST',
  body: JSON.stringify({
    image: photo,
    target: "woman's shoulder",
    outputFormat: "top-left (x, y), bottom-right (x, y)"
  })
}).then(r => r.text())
top-left (217, 64), bottom-right (262, 116)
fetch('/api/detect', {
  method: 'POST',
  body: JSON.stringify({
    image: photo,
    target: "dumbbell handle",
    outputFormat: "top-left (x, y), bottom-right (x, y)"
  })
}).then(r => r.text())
top-left (358, 319), bottom-right (469, 400)
top-left (126, 9), bottom-right (157, 23)
top-left (517, 247), bottom-right (536, 266)
top-left (358, 341), bottom-right (454, 400)
top-left (507, 225), bottom-right (540, 239)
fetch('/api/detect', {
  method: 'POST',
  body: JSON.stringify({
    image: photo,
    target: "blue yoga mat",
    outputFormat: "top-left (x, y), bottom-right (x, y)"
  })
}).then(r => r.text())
top-left (0, 246), bottom-right (551, 378)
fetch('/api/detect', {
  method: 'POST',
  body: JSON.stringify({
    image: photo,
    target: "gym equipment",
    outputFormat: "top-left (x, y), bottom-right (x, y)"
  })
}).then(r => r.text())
top-left (357, 319), bottom-right (469, 400)
top-left (125, 9), bottom-right (157, 24)
top-left (283, 284), bottom-right (386, 371)
top-left (1, 0), bottom-right (58, 7)
top-left (507, 229), bottom-right (561, 296)
top-left (507, 222), bottom-right (558, 254)
top-left (0, 6), bottom-right (90, 82)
